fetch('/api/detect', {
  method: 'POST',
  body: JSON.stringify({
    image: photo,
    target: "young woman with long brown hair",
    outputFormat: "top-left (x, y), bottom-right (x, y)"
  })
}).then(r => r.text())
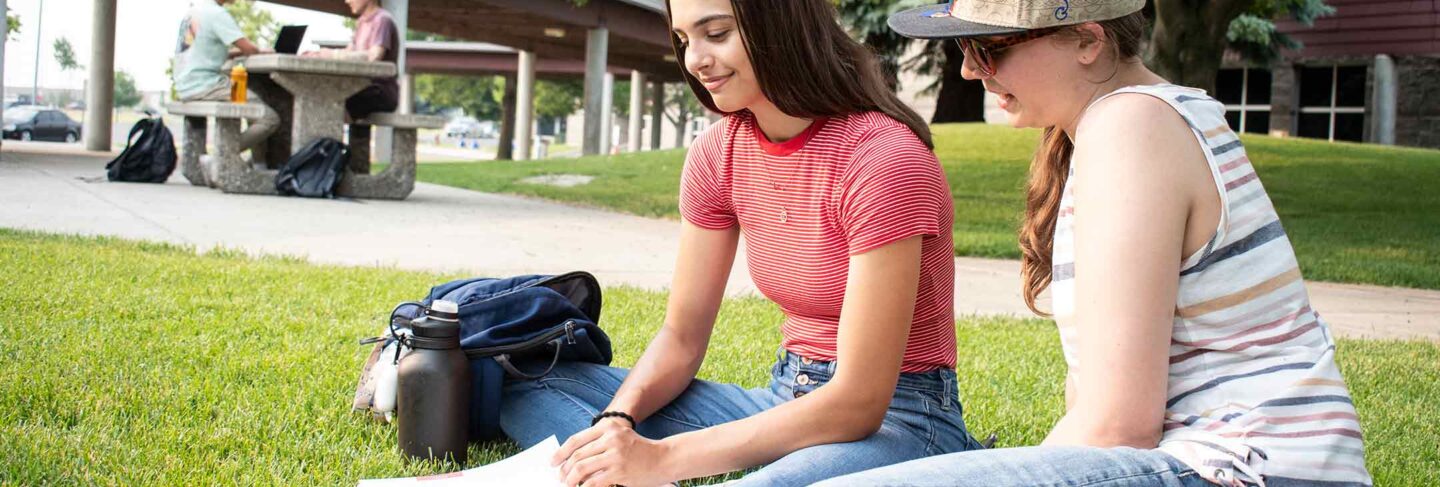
top-left (496, 0), bottom-right (984, 485)
top-left (822, 1), bottom-right (1372, 486)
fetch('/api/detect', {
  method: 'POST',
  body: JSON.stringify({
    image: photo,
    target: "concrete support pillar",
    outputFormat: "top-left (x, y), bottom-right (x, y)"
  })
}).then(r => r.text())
top-left (649, 81), bottom-right (664, 151)
top-left (382, 0), bottom-right (409, 73)
top-left (377, 0), bottom-right (410, 162)
top-left (1371, 54), bottom-right (1397, 146)
top-left (583, 27), bottom-right (608, 156)
top-left (398, 74), bottom-right (414, 113)
top-left (627, 71), bottom-right (645, 153)
top-left (515, 50), bottom-right (536, 160)
top-left (498, 73), bottom-right (517, 160)
top-left (84, 0), bottom-right (117, 152)
top-left (600, 72), bottom-right (614, 154)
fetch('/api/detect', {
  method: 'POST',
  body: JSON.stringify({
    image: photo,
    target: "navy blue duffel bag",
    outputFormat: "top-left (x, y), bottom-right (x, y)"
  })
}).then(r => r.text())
top-left (389, 271), bottom-right (612, 441)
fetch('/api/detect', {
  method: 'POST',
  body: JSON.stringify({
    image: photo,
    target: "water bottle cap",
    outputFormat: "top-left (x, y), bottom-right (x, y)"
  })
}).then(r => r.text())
top-left (429, 300), bottom-right (459, 321)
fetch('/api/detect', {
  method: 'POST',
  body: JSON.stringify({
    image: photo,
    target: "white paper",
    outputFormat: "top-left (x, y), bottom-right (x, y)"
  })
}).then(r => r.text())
top-left (358, 436), bottom-right (563, 487)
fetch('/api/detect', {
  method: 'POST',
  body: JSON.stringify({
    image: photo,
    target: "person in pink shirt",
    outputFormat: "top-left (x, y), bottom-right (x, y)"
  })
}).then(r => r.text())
top-left (308, 0), bottom-right (398, 119)
top-left (497, 1), bottom-right (985, 486)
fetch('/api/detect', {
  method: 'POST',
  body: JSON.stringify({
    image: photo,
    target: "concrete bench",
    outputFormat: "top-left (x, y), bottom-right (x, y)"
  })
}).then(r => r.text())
top-left (166, 101), bottom-right (275, 193)
top-left (343, 112), bottom-right (444, 200)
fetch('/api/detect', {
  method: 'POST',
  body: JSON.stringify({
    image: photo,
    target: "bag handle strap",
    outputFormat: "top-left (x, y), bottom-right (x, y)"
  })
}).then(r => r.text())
top-left (494, 338), bottom-right (564, 380)
top-left (107, 120), bottom-right (152, 170)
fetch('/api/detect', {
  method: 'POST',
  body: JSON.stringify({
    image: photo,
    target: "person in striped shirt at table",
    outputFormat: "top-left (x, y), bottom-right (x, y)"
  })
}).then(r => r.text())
top-left (496, 0), bottom-right (988, 485)
top-left (822, 1), bottom-right (1373, 486)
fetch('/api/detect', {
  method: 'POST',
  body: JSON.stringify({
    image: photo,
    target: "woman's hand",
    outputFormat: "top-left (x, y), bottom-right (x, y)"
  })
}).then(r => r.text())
top-left (552, 418), bottom-right (675, 487)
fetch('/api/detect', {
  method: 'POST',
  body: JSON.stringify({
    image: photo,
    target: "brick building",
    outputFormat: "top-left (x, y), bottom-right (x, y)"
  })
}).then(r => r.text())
top-left (1218, 0), bottom-right (1440, 148)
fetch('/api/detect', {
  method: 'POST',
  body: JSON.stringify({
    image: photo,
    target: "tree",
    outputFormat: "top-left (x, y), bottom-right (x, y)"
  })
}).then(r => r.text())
top-left (535, 79), bottom-right (584, 119)
top-left (1226, 0), bottom-right (1335, 65)
top-left (835, 0), bottom-right (987, 123)
top-left (664, 83), bottom-right (705, 147)
top-left (414, 74), bottom-right (502, 120)
top-left (923, 40), bottom-right (988, 123)
top-left (7, 13), bottom-right (19, 41)
top-left (835, 0), bottom-right (911, 89)
top-left (114, 71), bottom-right (141, 108)
top-left (224, 0), bottom-right (279, 45)
top-left (1148, 0), bottom-right (1333, 93)
top-left (53, 37), bottom-right (81, 72)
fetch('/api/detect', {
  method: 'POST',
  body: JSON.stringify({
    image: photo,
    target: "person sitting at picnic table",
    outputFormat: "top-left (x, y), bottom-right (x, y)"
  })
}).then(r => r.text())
top-left (174, 0), bottom-right (280, 159)
top-left (305, 0), bottom-right (399, 120)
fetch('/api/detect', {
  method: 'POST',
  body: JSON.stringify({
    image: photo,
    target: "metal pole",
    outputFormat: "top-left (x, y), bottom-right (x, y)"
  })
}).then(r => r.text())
top-left (83, 0), bottom-right (115, 151)
top-left (582, 27), bottom-right (608, 156)
top-left (32, 0), bottom-right (41, 105)
top-left (2, 0), bottom-right (9, 148)
top-left (515, 50), bottom-right (535, 160)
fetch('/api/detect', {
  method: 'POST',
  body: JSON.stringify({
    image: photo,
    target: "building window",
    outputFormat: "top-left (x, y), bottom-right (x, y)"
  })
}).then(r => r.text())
top-left (1216, 67), bottom-right (1272, 135)
top-left (1298, 65), bottom-right (1366, 142)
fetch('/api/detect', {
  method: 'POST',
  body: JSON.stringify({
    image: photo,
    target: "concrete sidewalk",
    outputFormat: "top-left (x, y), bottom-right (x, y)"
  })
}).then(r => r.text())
top-left (3, 144), bottom-right (1436, 342)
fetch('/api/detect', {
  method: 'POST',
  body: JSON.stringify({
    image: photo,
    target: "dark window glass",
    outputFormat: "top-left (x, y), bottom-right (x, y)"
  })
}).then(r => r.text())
top-left (1298, 113), bottom-right (1331, 139)
top-left (1336, 66), bottom-right (1367, 107)
top-left (1299, 66), bottom-right (1333, 107)
top-left (38, 112), bottom-right (54, 123)
top-left (1334, 113), bottom-right (1365, 142)
top-left (1244, 111), bottom-right (1271, 134)
top-left (1216, 69), bottom-right (1244, 105)
top-left (1249, 69), bottom-right (1273, 105)
top-left (1224, 110), bottom-right (1242, 132)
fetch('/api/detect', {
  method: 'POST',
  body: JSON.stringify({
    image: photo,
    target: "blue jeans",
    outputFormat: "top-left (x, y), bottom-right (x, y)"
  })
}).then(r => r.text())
top-left (814, 445), bottom-right (1216, 487)
top-left (499, 348), bottom-right (984, 486)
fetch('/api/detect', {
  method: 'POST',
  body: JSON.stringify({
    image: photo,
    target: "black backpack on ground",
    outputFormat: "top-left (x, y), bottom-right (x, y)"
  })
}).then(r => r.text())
top-left (276, 137), bottom-right (348, 198)
top-left (106, 117), bottom-right (177, 183)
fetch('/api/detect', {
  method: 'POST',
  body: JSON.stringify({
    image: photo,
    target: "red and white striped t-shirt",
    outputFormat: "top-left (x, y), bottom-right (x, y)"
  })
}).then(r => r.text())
top-left (680, 110), bottom-right (956, 372)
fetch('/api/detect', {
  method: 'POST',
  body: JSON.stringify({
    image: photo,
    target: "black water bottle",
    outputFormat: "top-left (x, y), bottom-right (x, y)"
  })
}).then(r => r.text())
top-left (397, 299), bottom-right (470, 464)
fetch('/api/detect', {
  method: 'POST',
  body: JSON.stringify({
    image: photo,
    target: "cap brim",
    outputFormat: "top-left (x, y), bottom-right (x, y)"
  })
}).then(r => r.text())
top-left (887, 4), bottom-right (1028, 39)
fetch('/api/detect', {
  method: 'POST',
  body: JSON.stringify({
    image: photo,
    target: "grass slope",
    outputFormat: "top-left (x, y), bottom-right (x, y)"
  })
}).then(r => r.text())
top-left (413, 123), bottom-right (1440, 289)
top-left (1, 229), bottom-right (1434, 485)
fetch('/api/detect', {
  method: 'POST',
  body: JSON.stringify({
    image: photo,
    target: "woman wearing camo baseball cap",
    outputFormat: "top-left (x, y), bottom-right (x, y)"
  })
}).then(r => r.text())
top-left (819, 1), bottom-right (1373, 486)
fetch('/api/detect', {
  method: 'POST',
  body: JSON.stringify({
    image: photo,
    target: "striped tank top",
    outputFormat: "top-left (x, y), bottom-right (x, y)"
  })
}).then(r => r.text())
top-left (1050, 84), bottom-right (1371, 486)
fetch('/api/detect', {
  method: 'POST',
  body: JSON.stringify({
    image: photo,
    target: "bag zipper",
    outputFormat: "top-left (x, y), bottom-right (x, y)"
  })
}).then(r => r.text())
top-left (463, 320), bottom-right (576, 358)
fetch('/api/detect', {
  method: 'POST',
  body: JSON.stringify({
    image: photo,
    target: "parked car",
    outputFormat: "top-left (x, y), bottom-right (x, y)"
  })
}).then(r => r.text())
top-left (444, 116), bottom-right (484, 138)
top-left (3, 107), bottom-right (83, 143)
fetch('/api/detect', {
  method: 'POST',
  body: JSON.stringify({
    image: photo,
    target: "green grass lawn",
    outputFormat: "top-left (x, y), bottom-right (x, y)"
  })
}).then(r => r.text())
top-left (2, 229), bottom-right (1436, 485)
top-left (412, 123), bottom-right (1440, 289)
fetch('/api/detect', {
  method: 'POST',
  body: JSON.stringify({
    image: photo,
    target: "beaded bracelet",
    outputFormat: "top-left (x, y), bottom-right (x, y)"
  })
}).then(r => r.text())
top-left (591, 410), bottom-right (637, 429)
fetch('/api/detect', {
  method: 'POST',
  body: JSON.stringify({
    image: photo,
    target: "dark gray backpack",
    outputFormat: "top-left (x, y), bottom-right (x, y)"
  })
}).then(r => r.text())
top-left (106, 117), bottom-right (177, 183)
top-left (275, 137), bottom-right (348, 198)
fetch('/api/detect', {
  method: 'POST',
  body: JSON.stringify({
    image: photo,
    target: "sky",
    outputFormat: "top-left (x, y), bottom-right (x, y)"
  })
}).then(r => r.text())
top-left (2, 0), bottom-right (353, 93)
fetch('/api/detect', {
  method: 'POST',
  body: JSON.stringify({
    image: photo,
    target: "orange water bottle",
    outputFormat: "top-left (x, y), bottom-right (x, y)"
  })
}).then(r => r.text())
top-left (229, 64), bottom-right (248, 103)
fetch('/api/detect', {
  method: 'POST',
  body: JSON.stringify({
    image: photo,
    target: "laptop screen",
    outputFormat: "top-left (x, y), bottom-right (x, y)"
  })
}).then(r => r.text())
top-left (273, 25), bottom-right (307, 55)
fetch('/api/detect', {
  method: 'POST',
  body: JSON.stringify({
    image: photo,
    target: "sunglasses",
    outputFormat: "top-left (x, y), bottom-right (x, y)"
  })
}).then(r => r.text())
top-left (955, 27), bottom-right (1063, 77)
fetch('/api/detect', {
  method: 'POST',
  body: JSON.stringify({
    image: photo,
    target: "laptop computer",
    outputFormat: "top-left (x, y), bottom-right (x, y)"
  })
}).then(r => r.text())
top-left (273, 25), bottom-right (307, 54)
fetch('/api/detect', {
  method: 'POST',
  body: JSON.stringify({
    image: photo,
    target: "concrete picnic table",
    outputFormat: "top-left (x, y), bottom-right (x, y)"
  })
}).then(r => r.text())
top-left (244, 54), bottom-right (396, 169)
top-left (168, 54), bottom-right (440, 199)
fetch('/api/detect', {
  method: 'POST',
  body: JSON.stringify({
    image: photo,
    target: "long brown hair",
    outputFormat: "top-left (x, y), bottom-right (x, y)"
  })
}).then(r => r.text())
top-left (663, 0), bottom-right (933, 148)
top-left (1020, 12), bottom-right (1148, 316)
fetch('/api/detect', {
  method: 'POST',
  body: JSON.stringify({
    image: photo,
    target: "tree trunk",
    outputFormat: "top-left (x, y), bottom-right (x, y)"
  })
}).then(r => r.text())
top-left (497, 74), bottom-right (517, 160)
top-left (673, 109), bottom-right (688, 148)
top-left (931, 40), bottom-right (986, 123)
top-left (1147, 0), bottom-right (1254, 94)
